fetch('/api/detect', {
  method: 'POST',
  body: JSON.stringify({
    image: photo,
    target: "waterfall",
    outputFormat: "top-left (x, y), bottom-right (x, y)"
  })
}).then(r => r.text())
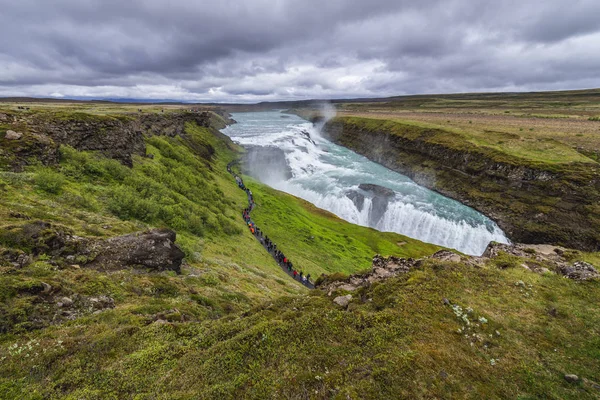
top-left (222, 111), bottom-right (510, 256)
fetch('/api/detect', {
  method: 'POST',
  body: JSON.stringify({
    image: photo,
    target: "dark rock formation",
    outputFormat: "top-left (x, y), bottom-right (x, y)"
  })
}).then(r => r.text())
top-left (358, 183), bottom-right (395, 198)
top-left (559, 261), bottom-right (599, 281)
top-left (345, 183), bottom-right (396, 225)
top-left (27, 111), bottom-right (211, 167)
top-left (86, 228), bottom-right (185, 273)
top-left (0, 131), bottom-right (60, 171)
top-left (359, 183), bottom-right (395, 225)
top-left (346, 190), bottom-right (365, 211)
top-left (0, 221), bottom-right (185, 273)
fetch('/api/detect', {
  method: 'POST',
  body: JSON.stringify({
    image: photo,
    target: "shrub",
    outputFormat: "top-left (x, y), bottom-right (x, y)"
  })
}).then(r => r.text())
top-left (34, 168), bottom-right (65, 194)
top-left (492, 251), bottom-right (522, 269)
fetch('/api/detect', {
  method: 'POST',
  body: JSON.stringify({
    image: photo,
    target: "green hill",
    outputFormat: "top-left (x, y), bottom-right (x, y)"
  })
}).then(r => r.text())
top-left (0, 105), bottom-right (599, 399)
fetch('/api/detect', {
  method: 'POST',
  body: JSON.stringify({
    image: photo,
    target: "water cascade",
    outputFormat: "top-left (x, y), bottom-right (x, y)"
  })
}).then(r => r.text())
top-left (221, 111), bottom-right (509, 256)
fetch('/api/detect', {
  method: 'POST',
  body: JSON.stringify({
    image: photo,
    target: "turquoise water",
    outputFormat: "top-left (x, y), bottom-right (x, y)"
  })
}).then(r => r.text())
top-left (222, 111), bottom-right (509, 255)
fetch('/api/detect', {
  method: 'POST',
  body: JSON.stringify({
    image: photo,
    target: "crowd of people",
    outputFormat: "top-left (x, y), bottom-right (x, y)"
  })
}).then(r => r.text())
top-left (227, 162), bottom-right (314, 288)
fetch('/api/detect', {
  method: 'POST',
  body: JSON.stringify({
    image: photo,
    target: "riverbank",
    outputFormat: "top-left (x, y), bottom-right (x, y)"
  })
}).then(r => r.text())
top-left (320, 115), bottom-right (600, 251)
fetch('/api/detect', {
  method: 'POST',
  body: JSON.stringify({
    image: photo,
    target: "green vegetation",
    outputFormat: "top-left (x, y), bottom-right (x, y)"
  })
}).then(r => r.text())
top-left (249, 180), bottom-right (438, 276)
top-left (0, 102), bottom-right (599, 399)
top-left (1, 257), bottom-right (599, 399)
top-left (335, 116), bottom-right (595, 167)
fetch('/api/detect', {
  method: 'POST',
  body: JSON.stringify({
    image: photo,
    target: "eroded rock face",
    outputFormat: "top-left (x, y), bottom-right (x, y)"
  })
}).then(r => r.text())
top-left (25, 111), bottom-right (212, 167)
top-left (0, 131), bottom-right (60, 171)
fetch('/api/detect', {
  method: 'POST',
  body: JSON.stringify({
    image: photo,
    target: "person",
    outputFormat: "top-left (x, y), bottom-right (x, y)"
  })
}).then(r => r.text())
top-left (306, 274), bottom-right (311, 282)
top-left (293, 270), bottom-right (298, 279)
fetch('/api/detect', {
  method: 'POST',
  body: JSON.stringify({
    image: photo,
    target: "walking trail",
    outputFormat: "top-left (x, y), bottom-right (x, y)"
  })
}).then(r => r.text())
top-left (227, 161), bottom-right (315, 289)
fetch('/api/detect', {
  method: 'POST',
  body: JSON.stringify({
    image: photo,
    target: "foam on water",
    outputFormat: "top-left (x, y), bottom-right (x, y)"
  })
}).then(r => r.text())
top-left (221, 111), bottom-right (510, 255)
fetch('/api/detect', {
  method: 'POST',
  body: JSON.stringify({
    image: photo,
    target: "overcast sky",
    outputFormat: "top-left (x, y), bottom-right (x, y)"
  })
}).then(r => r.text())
top-left (0, 0), bottom-right (599, 102)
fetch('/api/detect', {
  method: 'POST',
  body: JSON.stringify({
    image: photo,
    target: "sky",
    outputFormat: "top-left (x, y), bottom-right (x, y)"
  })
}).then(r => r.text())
top-left (0, 0), bottom-right (599, 103)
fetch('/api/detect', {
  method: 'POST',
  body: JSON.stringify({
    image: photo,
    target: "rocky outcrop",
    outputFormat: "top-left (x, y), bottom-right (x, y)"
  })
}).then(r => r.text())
top-left (0, 221), bottom-right (185, 273)
top-left (85, 228), bottom-right (185, 273)
top-left (0, 130), bottom-right (60, 171)
top-left (318, 244), bottom-right (598, 294)
top-left (323, 117), bottom-right (600, 251)
top-left (345, 183), bottom-right (396, 226)
top-left (319, 250), bottom-right (462, 294)
top-left (26, 111), bottom-right (211, 166)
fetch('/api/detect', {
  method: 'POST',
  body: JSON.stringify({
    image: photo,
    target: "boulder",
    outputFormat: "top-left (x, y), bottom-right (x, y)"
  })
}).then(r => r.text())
top-left (358, 183), bottom-right (395, 198)
top-left (4, 130), bottom-right (23, 140)
top-left (333, 294), bottom-right (352, 307)
top-left (564, 374), bottom-right (579, 383)
top-left (559, 261), bottom-right (599, 281)
top-left (58, 297), bottom-right (73, 307)
top-left (86, 228), bottom-right (185, 273)
top-left (2, 221), bottom-right (185, 273)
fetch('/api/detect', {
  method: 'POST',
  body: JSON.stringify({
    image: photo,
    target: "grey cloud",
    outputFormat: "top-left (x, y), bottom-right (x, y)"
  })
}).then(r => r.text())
top-left (0, 0), bottom-right (598, 101)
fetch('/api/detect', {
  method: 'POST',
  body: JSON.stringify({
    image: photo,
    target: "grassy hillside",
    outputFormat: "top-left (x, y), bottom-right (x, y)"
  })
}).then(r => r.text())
top-left (1, 103), bottom-right (599, 399)
top-left (2, 255), bottom-right (599, 399)
top-left (247, 180), bottom-right (439, 276)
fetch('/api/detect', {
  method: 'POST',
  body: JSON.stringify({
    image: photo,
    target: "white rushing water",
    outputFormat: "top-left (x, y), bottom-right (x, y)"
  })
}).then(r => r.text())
top-left (221, 111), bottom-right (509, 255)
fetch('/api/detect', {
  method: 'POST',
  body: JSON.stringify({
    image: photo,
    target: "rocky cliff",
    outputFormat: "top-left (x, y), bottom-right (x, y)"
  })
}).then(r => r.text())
top-left (323, 117), bottom-right (600, 251)
top-left (1, 111), bottom-right (212, 169)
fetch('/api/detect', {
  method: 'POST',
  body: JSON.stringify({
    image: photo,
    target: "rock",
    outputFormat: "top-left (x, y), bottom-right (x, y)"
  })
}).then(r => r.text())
top-left (442, 298), bottom-right (451, 306)
top-left (431, 250), bottom-right (461, 263)
top-left (338, 284), bottom-right (357, 292)
top-left (41, 282), bottom-right (52, 294)
top-left (58, 297), bottom-right (73, 307)
top-left (4, 130), bottom-right (23, 140)
top-left (333, 294), bottom-right (352, 307)
top-left (559, 261), bottom-right (599, 281)
top-left (564, 374), bottom-right (579, 383)
top-left (345, 190), bottom-right (365, 211)
top-left (4, 221), bottom-right (78, 257)
top-left (89, 295), bottom-right (114, 309)
top-left (358, 183), bottom-right (395, 198)
top-left (1, 248), bottom-right (32, 268)
top-left (0, 113), bottom-right (8, 121)
top-left (358, 183), bottom-right (395, 225)
top-left (86, 228), bottom-right (185, 273)
top-left (7, 221), bottom-right (185, 273)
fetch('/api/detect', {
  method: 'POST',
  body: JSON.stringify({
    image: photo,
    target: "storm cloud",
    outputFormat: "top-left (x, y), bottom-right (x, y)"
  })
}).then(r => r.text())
top-left (0, 0), bottom-right (598, 102)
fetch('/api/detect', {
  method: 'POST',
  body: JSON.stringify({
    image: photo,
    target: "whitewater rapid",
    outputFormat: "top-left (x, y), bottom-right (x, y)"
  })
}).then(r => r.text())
top-left (221, 111), bottom-right (509, 255)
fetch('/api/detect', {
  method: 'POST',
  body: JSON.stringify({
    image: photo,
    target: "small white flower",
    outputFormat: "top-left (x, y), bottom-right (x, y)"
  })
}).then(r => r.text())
top-left (479, 317), bottom-right (488, 324)
top-left (490, 359), bottom-right (496, 366)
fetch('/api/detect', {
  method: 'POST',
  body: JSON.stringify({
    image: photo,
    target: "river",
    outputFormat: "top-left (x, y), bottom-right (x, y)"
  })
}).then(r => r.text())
top-left (221, 111), bottom-right (509, 255)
